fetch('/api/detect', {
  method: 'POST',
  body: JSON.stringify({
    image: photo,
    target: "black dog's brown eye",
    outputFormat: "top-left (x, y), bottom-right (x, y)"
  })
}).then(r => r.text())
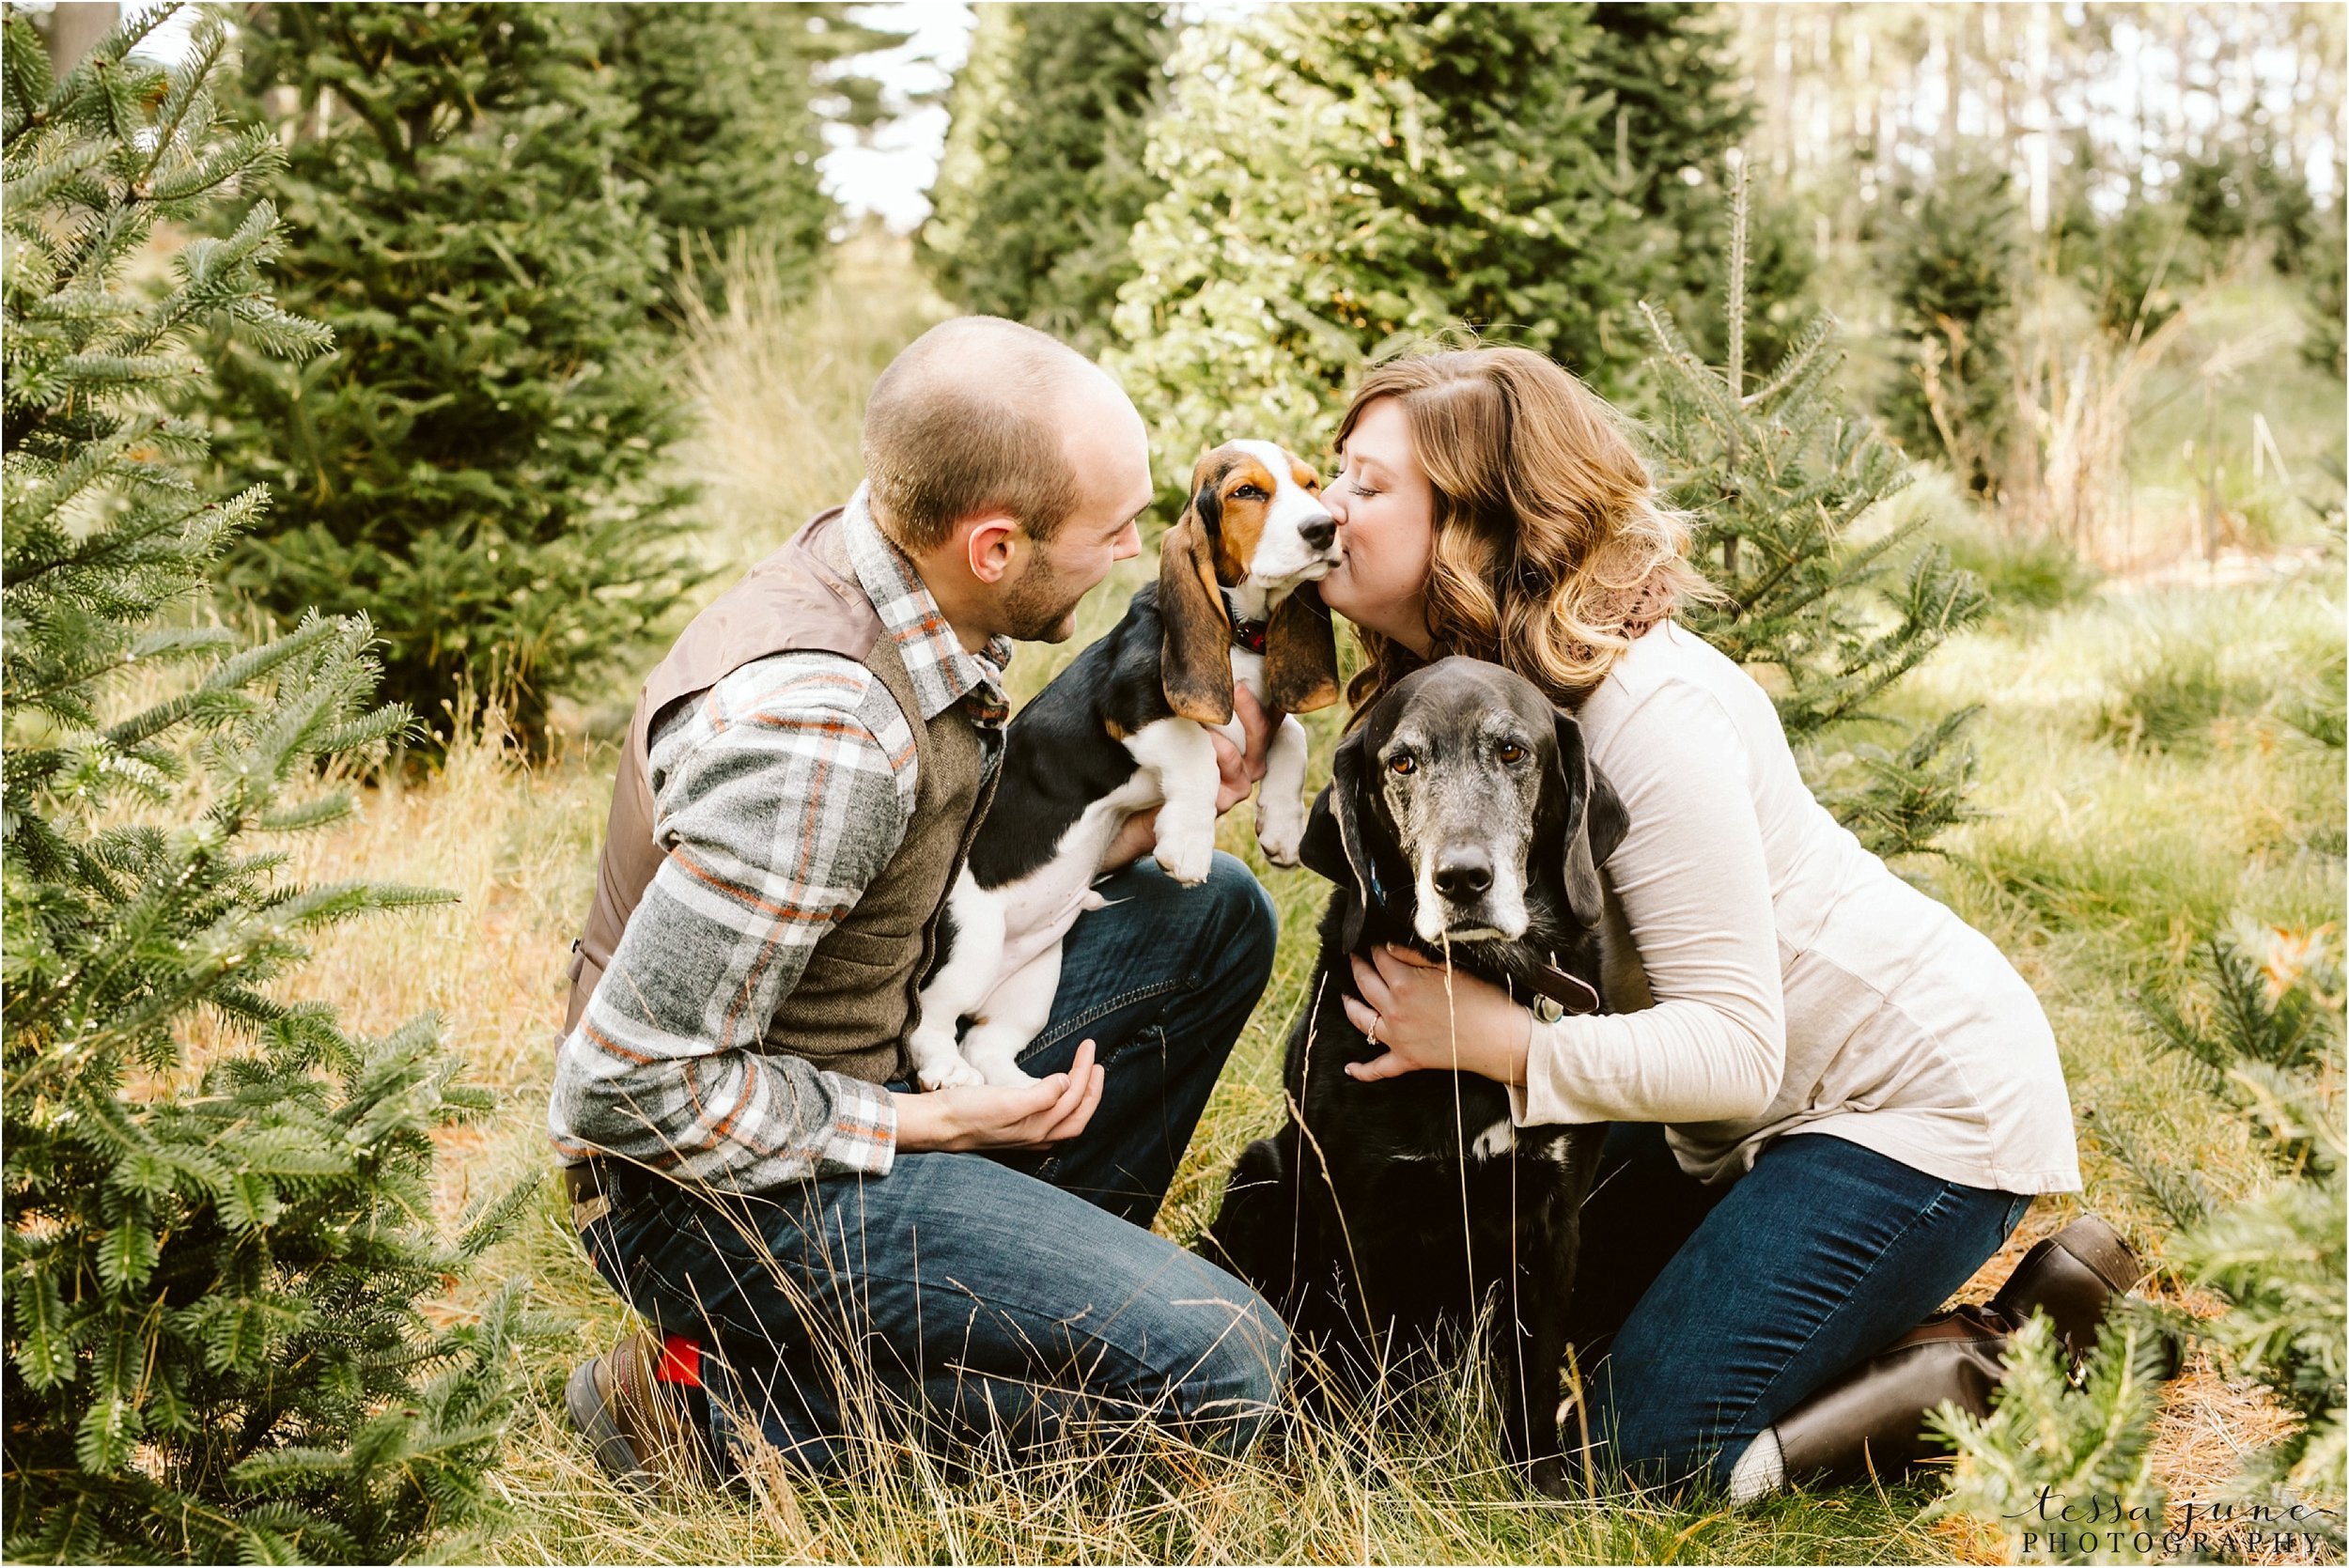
top-left (1388, 753), bottom-right (1416, 776)
top-left (1497, 742), bottom-right (1526, 765)
top-left (1232, 484), bottom-right (1268, 502)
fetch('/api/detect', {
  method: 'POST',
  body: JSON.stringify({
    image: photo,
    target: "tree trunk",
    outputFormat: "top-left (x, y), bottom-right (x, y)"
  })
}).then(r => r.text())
top-left (39, 2), bottom-right (116, 71)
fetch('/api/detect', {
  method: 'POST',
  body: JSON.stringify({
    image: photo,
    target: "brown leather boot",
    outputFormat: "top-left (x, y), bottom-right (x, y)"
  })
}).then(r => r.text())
top-left (1732, 1215), bottom-right (2151, 1500)
top-left (1989, 1213), bottom-right (2146, 1361)
top-left (1746, 1302), bottom-right (2015, 1496)
top-left (566, 1329), bottom-right (719, 1497)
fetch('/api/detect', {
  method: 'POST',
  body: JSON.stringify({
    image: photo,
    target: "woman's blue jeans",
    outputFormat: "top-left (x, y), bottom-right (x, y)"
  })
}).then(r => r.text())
top-left (580, 852), bottom-right (1290, 1475)
top-left (1567, 1122), bottom-right (2034, 1492)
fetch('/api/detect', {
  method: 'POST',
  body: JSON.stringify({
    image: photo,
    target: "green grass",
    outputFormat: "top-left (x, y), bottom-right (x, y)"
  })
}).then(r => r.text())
top-left (299, 240), bottom-right (2346, 1563)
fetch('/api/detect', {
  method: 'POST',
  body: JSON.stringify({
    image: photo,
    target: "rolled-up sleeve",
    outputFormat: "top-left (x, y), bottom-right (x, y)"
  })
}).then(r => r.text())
top-left (1510, 679), bottom-right (1786, 1128)
top-left (549, 655), bottom-right (916, 1191)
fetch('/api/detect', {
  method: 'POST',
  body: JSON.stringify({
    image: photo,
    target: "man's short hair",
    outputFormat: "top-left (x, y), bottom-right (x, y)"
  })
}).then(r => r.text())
top-left (862, 317), bottom-right (1092, 552)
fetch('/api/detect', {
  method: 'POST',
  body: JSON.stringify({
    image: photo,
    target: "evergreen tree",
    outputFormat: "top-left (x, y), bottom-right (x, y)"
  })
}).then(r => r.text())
top-left (1582, 4), bottom-right (1810, 368)
top-left (1879, 153), bottom-right (2024, 499)
top-left (593, 3), bottom-right (909, 313)
top-left (2301, 202), bottom-right (2345, 378)
top-left (594, 4), bottom-right (834, 309)
top-left (1938, 928), bottom-right (2345, 1559)
top-left (1930, 1315), bottom-right (2174, 1564)
top-left (2175, 146), bottom-right (2252, 263)
top-left (2249, 147), bottom-right (2320, 277)
top-left (1641, 167), bottom-right (1989, 861)
top-left (2073, 194), bottom-right (2192, 342)
top-left (920, 3), bottom-right (1173, 354)
top-left (201, 3), bottom-right (698, 744)
top-left (1111, 3), bottom-right (1655, 492)
top-left (2, 9), bottom-right (525, 1560)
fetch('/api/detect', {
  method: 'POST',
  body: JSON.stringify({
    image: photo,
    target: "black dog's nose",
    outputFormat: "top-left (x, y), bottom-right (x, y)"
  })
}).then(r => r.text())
top-left (1299, 514), bottom-right (1336, 551)
top-left (1433, 846), bottom-right (1493, 900)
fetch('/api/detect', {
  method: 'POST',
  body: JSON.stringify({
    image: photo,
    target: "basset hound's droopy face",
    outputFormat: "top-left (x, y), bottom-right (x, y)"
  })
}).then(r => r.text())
top-left (1159, 441), bottom-right (1344, 725)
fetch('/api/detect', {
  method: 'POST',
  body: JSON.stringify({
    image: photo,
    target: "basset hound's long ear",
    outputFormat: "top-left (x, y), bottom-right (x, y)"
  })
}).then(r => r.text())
top-left (1159, 470), bottom-right (1236, 724)
top-left (1551, 708), bottom-right (1629, 929)
top-left (1264, 582), bottom-right (1340, 715)
top-left (1299, 727), bottom-right (1378, 950)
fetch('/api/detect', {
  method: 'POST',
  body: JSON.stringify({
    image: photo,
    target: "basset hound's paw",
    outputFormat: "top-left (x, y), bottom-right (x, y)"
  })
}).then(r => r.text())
top-left (1256, 799), bottom-right (1306, 867)
top-left (909, 1032), bottom-right (985, 1092)
top-left (963, 1040), bottom-right (1037, 1089)
top-left (915, 1055), bottom-right (985, 1092)
top-left (1156, 826), bottom-right (1216, 886)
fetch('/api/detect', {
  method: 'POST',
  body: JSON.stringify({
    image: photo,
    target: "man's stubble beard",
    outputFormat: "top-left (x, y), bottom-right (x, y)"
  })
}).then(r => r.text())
top-left (999, 546), bottom-right (1093, 644)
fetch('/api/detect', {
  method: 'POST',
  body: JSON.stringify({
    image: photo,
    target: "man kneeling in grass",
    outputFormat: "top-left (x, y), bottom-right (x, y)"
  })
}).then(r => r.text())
top-left (549, 317), bottom-right (1290, 1491)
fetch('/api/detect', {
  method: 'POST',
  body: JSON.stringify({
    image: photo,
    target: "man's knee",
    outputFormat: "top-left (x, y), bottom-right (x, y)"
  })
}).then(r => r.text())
top-left (1196, 851), bottom-right (1277, 987)
top-left (1174, 1281), bottom-right (1291, 1452)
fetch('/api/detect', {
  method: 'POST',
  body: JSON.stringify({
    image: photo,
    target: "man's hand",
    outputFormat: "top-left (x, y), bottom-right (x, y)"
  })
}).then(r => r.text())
top-left (1104, 683), bottom-right (1276, 870)
top-left (1343, 944), bottom-right (1534, 1087)
top-left (891, 1040), bottom-right (1105, 1152)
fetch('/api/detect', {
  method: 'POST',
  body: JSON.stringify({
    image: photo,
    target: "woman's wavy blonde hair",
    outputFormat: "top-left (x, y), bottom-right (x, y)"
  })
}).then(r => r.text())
top-left (1337, 345), bottom-right (1710, 718)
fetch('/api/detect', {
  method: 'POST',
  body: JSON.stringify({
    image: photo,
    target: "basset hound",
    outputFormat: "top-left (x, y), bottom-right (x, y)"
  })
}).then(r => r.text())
top-left (906, 441), bottom-right (1344, 1092)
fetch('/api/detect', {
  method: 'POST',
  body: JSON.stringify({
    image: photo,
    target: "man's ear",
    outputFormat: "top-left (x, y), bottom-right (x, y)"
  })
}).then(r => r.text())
top-left (962, 513), bottom-right (1020, 585)
top-left (1159, 484), bottom-right (1235, 724)
top-left (1552, 709), bottom-right (1628, 928)
top-left (1264, 582), bottom-right (1340, 715)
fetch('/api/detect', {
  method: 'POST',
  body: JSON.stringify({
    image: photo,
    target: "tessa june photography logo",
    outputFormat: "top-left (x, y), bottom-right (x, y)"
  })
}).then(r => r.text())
top-left (2008, 1487), bottom-right (2342, 1560)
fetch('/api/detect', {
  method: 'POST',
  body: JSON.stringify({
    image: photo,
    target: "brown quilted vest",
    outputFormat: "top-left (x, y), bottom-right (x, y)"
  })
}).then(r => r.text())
top-left (564, 506), bottom-right (998, 1084)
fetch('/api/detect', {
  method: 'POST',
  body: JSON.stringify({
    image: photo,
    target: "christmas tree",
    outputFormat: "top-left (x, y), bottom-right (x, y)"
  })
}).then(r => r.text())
top-left (3, 9), bottom-right (525, 1559)
top-left (1878, 152), bottom-right (2025, 498)
top-left (1641, 162), bottom-right (1990, 861)
top-left (921, 3), bottom-right (1174, 353)
top-left (595, 3), bottom-right (909, 314)
top-left (594, 3), bottom-right (834, 310)
top-left (1937, 929), bottom-right (2344, 1558)
top-left (1111, 2), bottom-right (1656, 493)
top-left (201, 2), bottom-right (698, 745)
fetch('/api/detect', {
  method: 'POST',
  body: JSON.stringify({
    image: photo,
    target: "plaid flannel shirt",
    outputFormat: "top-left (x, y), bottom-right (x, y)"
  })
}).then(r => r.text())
top-left (549, 491), bottom-right (1011, 1192)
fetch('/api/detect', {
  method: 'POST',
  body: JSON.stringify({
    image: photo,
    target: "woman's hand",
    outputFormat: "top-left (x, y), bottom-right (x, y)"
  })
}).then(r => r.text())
top-left (891, 1040), bottom-right (1106, 1152)
top-left (1103, 682), bottom-right (1276, 870)
top-left (1344, 944), bottom-right (1533, 1086)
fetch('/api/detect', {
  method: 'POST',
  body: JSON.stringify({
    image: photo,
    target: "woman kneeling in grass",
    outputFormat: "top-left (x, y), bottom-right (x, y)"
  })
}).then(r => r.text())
top-left (1315, 345), bottom-right (2135, 1498)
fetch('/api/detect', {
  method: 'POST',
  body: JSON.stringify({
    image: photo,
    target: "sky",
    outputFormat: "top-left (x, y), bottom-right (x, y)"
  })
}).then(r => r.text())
top-left (819, 1), bottom-right (977, 232)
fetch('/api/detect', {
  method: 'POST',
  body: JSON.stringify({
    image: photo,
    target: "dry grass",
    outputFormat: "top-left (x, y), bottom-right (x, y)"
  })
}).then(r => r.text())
top-left (249, 241), bottom-right (2343, 1563)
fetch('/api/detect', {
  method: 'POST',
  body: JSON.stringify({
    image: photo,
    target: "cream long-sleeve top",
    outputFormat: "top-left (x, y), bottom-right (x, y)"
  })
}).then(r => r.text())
top-left (1510, 621), bottom-right (2083, 1195)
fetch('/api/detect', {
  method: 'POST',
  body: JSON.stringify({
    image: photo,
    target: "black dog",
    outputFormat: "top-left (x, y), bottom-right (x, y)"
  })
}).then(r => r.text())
top-left (1206, 658), bottom-right (1626, 1498)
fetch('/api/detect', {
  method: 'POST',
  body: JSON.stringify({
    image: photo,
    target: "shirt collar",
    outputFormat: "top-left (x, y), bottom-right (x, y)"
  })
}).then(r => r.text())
top-left (840, 486), bottom-right (1012, 726)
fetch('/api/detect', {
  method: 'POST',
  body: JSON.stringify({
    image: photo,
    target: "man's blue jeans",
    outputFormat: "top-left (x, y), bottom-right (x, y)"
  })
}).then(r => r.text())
top-left (1565, 1122), bottom-right (2033, 1492)
top-left (580, 852), bottom-right (1289, 1475)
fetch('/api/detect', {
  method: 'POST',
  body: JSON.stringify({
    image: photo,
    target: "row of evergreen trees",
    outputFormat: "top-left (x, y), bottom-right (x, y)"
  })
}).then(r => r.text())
top-left (924, 4), bottom-right (1976, 859)
top-left (926, 2), bottom-right (1791, 484)
top-left (922, 4), bottom-right (2344, 516)
top-left (1876, 136), bottom-right (2347, 504)
top-left (196, 1), bottom-right (898, 742)
top-left (1, 3), bottom-right (913, 1555)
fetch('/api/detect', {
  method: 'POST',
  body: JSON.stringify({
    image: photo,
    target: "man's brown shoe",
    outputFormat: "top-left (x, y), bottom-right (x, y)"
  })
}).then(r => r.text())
top-left (566, 1330), bottom-right (718, 1497)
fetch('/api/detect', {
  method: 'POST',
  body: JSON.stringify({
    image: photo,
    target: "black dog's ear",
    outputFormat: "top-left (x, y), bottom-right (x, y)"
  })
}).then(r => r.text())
top-left (1297, 784), bottom-right (1348, 887)
top-left (1298, 728), bottom-right (1367, 889)
top-left (1299, 729), bottom-right (1377, 949)
top-left (1552, 709), bottom-right (1628, 928)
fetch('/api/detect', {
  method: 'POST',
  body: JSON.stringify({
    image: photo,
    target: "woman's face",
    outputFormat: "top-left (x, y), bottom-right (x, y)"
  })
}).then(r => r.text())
top-left (1321, 397), bottom-right (1437, 657)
